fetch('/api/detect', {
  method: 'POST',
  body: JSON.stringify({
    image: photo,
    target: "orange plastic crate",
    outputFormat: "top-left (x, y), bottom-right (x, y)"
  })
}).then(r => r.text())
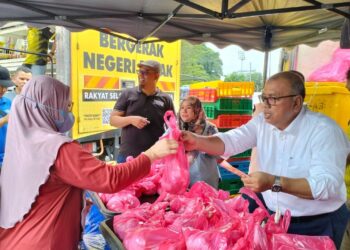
top-left (189, 88), bottom-right (218, 102)
top-left (209, 114), bottom-right (252, 128)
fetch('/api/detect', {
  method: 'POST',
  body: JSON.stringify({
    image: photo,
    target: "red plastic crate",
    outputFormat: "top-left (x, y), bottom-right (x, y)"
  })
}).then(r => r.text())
top-left (209, 114), bottom-right (252, 128)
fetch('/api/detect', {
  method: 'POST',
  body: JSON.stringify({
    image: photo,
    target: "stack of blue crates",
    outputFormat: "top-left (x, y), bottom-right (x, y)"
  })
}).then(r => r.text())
top-left (217, 160), bottom-right (250, 195)
top-left (219, 160), bottom-right (250, 180)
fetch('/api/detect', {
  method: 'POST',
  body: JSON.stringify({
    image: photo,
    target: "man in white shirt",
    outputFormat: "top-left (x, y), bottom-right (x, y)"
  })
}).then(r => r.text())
top-left (182, 71), bottom-right (350, 249)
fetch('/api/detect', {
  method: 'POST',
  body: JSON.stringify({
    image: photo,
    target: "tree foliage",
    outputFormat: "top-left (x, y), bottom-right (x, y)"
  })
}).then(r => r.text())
top-left (224, 71), bottom-right (264, 91)
top-left (180, 40), bottom-right (263, 91)
top-left (180, 41), bottom-right (223, 85)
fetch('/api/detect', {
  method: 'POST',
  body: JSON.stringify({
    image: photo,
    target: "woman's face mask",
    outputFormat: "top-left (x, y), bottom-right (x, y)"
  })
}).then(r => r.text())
top-left (54, 110), bottom-right (75, 133)
top-left (19, 94), bottom-right (75, 133)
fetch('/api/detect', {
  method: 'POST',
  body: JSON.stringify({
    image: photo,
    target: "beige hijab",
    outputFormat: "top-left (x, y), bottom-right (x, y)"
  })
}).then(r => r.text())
top-left (0, 76), bottom-right (72, 228)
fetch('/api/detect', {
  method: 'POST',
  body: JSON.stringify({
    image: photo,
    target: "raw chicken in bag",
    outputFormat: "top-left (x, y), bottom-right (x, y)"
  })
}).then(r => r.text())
top-left (159, 110), bottom-right (189, 195)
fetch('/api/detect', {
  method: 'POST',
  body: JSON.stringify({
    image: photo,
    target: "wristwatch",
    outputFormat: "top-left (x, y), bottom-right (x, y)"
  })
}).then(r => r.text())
top-left (271, 176), bottom-right (282, 192)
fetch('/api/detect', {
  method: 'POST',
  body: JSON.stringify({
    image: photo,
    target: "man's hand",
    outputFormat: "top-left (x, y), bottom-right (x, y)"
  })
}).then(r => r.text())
top-left (181, 131), bottom-right (225, 155)
top-left (130, 116), bottom-right (150, 129)
top-left (242, 171), bottom-right (313, 199)
top-left (181, 131), bottom-right (198, 151)
top-left (0, 114), bottom-right (9, 128)
top-left (241, 171), bottom-right (274, 192)
top-left (110, 110), bottom-right (149, 129)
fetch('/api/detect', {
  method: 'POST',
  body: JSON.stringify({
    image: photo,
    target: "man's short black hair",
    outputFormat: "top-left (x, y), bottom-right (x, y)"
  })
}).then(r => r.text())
top-left (347, 68), bottom-right (350, 81)
top-left (14, 66), bottom-right (32, 76)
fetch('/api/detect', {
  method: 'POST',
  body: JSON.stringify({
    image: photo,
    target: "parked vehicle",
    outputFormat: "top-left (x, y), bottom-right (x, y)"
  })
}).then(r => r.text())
top-left (0, 26), bottom-right (181, 160)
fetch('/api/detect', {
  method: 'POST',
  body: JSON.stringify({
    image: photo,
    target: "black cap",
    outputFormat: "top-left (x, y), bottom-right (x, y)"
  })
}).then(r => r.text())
top-left (0, 66), bottom-right (14, 88)
top-left (137, 60), bottom-right (161, 73)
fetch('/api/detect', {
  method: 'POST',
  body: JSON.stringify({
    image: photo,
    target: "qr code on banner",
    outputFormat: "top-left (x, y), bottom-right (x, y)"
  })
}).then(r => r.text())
top-left (102, 108), bottom-right (112, 125)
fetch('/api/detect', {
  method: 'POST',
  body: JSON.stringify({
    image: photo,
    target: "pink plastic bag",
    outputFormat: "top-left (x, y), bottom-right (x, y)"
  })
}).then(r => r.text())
top-left (308, 48), bottom-right (350, 82)
top-left (123, 226), bottom-right (186, 250)
top-left (239, 187), bottom-right (335, 250)
top-left (271, 233), bottom-right (336, 250)
top-left (106, 190), bottom-right (140, 212)
top-left (159, 110), bottom-right (189, 195)
top-left (183, 227), bottom-right (232, 250)
top-left (185, 181), bottom-right (230, 202)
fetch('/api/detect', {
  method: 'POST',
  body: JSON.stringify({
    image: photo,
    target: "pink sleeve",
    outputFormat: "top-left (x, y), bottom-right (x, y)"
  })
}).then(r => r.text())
top-left (52, 142), bottom-right (151, 193)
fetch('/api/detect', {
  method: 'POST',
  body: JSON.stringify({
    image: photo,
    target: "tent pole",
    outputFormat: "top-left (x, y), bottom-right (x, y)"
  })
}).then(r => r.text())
top-left (263, 25), bottom-right (272, 84)
top-left (263, 51), bottom-right (269, 84)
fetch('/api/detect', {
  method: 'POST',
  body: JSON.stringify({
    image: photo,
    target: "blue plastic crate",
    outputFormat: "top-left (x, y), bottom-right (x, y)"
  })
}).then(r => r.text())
top-left (218, 160), bottom-right (250, 180)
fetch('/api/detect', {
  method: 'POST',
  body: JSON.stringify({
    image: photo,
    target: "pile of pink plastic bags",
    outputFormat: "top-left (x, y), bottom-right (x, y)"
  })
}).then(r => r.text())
top-left (113, 184), bottom-right (335, 250)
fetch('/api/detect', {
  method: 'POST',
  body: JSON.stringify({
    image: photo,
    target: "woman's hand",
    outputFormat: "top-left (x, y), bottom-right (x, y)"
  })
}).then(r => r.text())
top-left (143, 139), bottom-right (178, 162)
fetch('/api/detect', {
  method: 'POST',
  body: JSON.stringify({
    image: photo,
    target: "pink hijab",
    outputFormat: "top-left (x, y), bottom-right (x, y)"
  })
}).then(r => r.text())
top-left (0, 76), bottom-right (72, 228)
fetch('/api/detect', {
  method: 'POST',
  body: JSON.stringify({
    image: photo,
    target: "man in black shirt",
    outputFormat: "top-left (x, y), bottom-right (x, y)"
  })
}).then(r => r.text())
top-left (110, 60), bottom-right (174, 162)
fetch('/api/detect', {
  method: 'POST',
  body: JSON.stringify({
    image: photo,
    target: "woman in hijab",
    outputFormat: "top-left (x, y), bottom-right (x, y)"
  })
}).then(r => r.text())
top-left (178, 96), bottom-right (219, 189)
top-left (0, 76), bottom-right (178, 250)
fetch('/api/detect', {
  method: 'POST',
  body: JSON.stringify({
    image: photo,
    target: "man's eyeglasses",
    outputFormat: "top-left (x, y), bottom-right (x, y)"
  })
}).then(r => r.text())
top-left (259, 94), bottom-right (298, 106)
top-left (136, 70), bottom-right (156, 76)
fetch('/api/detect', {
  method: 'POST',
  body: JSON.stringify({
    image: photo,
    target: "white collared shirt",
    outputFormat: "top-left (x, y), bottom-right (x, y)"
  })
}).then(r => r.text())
top-left (216, 106), bottom-right (350, 216)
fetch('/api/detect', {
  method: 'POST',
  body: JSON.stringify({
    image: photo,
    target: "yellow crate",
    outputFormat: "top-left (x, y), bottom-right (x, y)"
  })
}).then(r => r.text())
top-left (305, 83), bottom-right (350, 133)
top-left (189, 80), bottom-right (254, 97)
top-left (305, 81), bottom-right (346, 88)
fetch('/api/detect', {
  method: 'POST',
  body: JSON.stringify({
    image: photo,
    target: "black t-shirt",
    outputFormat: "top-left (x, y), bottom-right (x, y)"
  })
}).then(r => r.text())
top-left (114, 87), bottom-right (174, 157)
